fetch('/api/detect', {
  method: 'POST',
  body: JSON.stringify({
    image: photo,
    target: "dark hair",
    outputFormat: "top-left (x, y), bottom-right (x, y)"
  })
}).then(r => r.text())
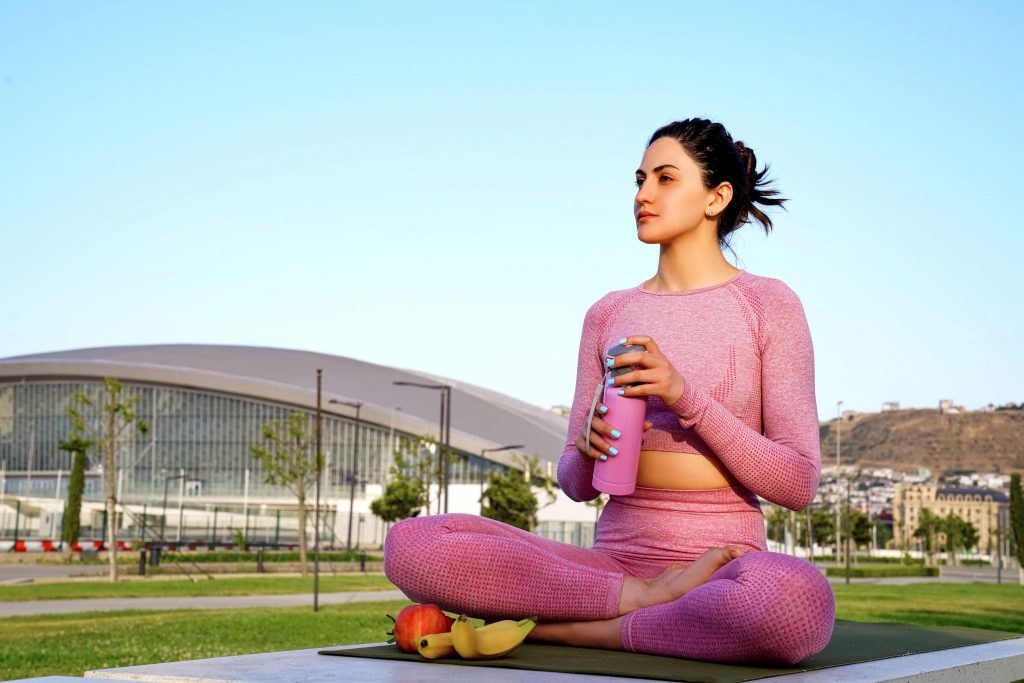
top-left (647, 118), bottom-right (787, 254)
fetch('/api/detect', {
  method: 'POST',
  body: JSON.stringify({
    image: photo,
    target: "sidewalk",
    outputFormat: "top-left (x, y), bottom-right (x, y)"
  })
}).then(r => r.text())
top-left (0, 589), bottom-right (407, 618)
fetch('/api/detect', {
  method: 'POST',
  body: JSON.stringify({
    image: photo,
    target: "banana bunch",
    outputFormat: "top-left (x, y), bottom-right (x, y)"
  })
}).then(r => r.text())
top-left (417, 614), bottom-right (538, 660)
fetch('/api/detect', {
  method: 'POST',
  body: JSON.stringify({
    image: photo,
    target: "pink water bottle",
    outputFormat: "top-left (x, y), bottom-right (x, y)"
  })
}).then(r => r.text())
top-left (592, 343), bottom-right (647, 496)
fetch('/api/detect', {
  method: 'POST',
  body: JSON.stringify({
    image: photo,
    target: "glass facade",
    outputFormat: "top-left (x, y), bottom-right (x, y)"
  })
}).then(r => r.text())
top-left (0, 379), bottom-right (513, 503)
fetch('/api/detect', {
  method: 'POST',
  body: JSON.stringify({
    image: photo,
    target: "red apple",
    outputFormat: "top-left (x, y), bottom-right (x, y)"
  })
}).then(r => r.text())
top-left (386, 604), bottom-right (455, 653)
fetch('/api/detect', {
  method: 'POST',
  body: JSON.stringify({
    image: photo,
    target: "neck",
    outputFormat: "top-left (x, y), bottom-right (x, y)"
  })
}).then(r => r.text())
top-left (647, 227), bottom-right (740, 292)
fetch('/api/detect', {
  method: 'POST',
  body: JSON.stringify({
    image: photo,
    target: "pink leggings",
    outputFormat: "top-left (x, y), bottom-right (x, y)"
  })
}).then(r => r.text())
top-left (384, 500), bottom-right (835, 664)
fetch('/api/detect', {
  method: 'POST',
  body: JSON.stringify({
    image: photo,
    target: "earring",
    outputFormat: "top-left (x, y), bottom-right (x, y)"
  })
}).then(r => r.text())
top-left (706, 210), bottom-right (715, 218)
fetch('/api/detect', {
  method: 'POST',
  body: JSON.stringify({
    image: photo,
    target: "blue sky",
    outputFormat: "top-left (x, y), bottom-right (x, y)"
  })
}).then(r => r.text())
top-left (2, 2), bottom-right (1022, 422)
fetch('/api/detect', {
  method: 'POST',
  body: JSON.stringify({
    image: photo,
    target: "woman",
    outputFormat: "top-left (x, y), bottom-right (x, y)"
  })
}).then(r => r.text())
top-left (384, 117), bottom-right (834, 665)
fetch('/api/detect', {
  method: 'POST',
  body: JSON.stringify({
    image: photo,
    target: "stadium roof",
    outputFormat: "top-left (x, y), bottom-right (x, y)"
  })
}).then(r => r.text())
top-left (0, 345), bottom-right (570, 470)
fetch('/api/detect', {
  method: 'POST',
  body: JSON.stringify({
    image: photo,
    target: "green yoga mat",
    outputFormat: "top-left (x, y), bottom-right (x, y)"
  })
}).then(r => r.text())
top-left (319, 619), bottom-right (1021, 682)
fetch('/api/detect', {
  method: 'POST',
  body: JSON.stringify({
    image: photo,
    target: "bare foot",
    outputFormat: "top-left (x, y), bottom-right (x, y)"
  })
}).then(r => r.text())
top-left (619, 545), bottom-right (746, 614)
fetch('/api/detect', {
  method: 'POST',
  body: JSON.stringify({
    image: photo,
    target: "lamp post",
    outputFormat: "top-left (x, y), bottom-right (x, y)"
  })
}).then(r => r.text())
top-left (835, 400), bottom-right (843, 565)
top-left (480, 445), bottom-right (524, 514)
top-left (393, 381), bottom-right (451, 514)
top-left (314, 369), bottom-right (323, 612)
top-left (328, 398), bottom-right (363, 551)
top-left (161, 472), bottom-right (187, 543)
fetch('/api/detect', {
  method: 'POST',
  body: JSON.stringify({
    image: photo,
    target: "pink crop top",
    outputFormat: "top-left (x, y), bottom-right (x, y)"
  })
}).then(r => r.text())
top-left (556, 270), bottom-right (821, 511)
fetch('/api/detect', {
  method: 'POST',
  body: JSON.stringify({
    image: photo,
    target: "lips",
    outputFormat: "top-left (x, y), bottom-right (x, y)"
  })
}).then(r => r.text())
top-left (637, 211), bottom-right (657, 221)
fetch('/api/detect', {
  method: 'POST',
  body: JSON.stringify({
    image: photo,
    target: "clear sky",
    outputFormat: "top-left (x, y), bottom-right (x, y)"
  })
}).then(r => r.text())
top-left (2, 2), bottom-right (1022, 422)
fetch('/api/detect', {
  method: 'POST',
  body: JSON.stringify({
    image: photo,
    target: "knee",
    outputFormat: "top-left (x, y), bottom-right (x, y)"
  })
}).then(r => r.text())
top-left (736, 553), bottom-right (835, 665)
top-left (383, 513), bottom-right (476, 586)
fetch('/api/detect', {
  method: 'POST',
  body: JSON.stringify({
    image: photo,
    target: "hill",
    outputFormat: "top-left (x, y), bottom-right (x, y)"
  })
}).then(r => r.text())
top-left (819, 409), bottom-right (1024, 474)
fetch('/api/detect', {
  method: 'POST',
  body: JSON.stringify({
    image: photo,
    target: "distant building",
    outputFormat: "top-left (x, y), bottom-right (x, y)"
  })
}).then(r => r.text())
top-left (548, 405), bottom-right (571, 418)
top-left (893, 483), bottom-right (1008, 555)
top-left (882, 401), bottom-right (900, 412)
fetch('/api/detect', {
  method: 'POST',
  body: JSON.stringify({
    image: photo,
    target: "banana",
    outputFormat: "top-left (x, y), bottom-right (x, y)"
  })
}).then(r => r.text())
top-left (450, 614), bottom-right (538, 660)
top-left (417, 631), bottom-right (456, 659)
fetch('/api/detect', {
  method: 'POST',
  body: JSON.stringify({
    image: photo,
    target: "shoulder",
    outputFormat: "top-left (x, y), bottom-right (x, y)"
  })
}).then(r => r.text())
top-left (583, 287), bottom-right (639, 324)
top-left (735, 272), bottom-right (806, 313)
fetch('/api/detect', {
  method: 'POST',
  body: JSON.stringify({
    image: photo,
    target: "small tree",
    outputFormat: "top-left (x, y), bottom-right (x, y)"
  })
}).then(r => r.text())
top-left (57, 433), bottom-right (91, 548)
top-left (798, 508), bottom-right (835, 549)
top-left (1010, 472), bottom-right (1024, 585)
top-left (851, 509), bottom-right (873, 555)
top-left (914, 508), bottom-right (943, 566)
top-left (251, 412), bottom-right (318, 576)
top-left (479, 453), bottom-right (556, 532)
top-left (481, 468), bottom-right (537, 531)
top-left (370, 449), bottom-right (428, 524)
top-left (766, 507), bottom-right (787, 544)
top-left (63, 378), bottom-right (149, 582)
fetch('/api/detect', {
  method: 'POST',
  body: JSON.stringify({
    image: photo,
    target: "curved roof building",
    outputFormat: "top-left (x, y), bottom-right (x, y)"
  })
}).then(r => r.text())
top-left (0, 345), bottom-right (570, 502)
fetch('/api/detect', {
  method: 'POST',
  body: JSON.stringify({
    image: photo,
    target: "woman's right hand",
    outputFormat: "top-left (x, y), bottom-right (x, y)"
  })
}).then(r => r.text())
top-left (575, 402), bottom-right (652, 461)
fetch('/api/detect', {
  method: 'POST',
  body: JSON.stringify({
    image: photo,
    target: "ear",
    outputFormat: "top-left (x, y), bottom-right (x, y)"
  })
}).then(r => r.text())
top-left (706, 181), bottom-right (734, 217)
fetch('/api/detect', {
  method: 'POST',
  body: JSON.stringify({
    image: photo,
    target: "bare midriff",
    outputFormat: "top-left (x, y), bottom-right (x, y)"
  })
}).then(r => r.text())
top-left (636, 450), bottom-right (741, 490)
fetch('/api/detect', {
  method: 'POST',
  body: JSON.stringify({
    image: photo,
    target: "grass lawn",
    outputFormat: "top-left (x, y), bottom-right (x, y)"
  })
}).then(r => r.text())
top-left (2, 583), bottom-right (1023, 680)
top-left (831, 582), bottom-right (1024, 635)
top-left (0, 574), bottom-right (397, 602)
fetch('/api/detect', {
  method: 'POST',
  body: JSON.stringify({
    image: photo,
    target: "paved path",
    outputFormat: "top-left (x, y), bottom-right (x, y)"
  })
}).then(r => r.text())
top-left (0, 589), bottom-right (408, 618)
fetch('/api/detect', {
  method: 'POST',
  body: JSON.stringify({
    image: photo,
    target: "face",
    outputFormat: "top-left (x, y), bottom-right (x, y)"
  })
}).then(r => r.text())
top-left (634, 136), bottom-right (728, 245)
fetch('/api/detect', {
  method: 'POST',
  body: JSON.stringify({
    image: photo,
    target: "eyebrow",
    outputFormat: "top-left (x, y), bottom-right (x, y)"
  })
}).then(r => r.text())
top-left (635, 164), bottom-right (679, 175)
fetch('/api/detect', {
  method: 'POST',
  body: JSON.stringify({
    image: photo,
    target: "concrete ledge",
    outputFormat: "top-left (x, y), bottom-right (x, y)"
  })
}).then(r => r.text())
top-left (82, 637), bottom-right (1024, 683)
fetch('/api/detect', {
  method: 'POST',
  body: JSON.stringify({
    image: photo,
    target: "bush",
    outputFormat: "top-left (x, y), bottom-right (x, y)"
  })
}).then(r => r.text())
top-left (825, 564), bottom-right (939, 578)
top-left (161, 550), bottom-right (382, 564)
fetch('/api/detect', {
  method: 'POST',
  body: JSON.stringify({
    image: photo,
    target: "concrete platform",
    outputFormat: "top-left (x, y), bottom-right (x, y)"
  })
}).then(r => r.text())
top-left (74, 637), bottom-right (1024, 683)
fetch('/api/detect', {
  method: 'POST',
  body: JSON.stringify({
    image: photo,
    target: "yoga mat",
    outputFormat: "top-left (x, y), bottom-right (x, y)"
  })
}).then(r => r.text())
top-left (319, 619), bottom-right (1022, 683)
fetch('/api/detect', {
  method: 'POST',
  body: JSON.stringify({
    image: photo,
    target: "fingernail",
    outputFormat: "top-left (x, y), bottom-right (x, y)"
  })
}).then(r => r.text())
top-left (598, 405), bottom-right (608, 414)
top-left (606, 358), bottom-right (614, 368)
top-left (610, 429), bottom-right (621, 439)
top-left (609, 447), bottom-right (618, 456)
top-left (618, 338), bottom-right (627, 344)
top-left (600, 455), bottom-right (608, 461)
top-left (617, 389), bottom-right (625, 396)
top-left (607, 378), bottom-right (615, 386)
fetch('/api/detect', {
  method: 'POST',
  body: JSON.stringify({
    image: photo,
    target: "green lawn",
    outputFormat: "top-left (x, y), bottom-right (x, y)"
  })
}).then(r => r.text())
top-left (0, 599), bottom-right (412, 681)
top-left (0, 574), bottom-right (397, 601)
top-left (1, 583), bottom-right (1023, 680)
top-left (832, 582), bottom-right (1024, 635)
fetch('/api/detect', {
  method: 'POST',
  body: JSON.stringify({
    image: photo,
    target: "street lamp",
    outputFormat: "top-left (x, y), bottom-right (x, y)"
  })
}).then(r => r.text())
top-left (480, 445), bottom-right (524, 514)
top-left (836, 400), bottom-right (843, 566)
top-left (329, 398), bottom-right (363, 551)
top-left (393, 381), bottom-right (451, 514)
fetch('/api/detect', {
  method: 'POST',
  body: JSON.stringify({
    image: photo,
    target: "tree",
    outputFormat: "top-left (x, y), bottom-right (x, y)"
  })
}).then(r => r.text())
top-left (940, 513), bottom-right (978, 565)
top-left (480, 454), bottom-right (553, 532)
top-left (765, 507), bottom-right (787, 544)
top-left (798, 508), bottom-right (835, 549)
top-left (251, 412), bottom-right (319, 576)
top-left (370, 449), bottom-right (427, 524)
top-left (913, 508), bottom-right (943, 565)
top-left (63, 378), bottom-right (149, 582)
top-left (851, 509), bottom-right (872, 552)
top-left (1010, 473), bottom-right (1024, 585)
top-left (57, 432), bottom-right (91, 548)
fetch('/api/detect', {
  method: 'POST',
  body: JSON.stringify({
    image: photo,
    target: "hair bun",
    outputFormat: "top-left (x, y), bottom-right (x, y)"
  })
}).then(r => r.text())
top-left (734, 141), bottom-right (757, 192)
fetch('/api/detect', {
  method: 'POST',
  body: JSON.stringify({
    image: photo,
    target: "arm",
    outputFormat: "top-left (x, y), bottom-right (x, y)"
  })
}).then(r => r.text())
top-left (667, 286), bottom-right (821, 510)
top-left (556, 301), bottom-right (606, 502)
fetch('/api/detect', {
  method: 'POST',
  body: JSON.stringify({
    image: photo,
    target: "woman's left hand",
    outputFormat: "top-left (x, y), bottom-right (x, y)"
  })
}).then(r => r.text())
top-left (609, 335), bottom-right (686, 405)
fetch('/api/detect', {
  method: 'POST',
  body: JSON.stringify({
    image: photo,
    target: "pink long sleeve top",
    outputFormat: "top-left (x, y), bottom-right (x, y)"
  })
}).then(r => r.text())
top-left (557, 270), bottom-right (821, 511)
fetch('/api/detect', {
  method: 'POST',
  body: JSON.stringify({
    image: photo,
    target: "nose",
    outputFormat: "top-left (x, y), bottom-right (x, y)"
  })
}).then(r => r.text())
top-left (635, 178), bottom-right (652, 207)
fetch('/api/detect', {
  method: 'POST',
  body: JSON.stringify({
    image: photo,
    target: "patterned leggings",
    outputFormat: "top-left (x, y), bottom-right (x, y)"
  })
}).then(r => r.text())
top-left (384, 504), bottom-right (835, 665)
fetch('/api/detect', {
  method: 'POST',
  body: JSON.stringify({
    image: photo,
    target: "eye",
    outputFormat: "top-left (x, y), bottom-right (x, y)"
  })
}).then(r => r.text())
top-left (659, 174), bottom-right (672, 182)
top-left (634, 177), bottom-right (644, 188)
